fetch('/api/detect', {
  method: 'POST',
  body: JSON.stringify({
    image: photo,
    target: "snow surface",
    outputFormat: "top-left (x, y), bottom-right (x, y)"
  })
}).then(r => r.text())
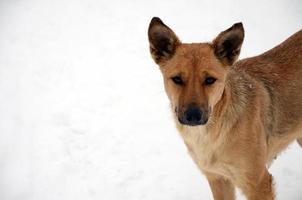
top-left (0, 0), bottom-right (301, 199)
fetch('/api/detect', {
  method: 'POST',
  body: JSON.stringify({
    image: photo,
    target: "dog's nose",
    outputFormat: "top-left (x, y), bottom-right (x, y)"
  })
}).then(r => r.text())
top-left (183, 106), bottom-right (203, 126)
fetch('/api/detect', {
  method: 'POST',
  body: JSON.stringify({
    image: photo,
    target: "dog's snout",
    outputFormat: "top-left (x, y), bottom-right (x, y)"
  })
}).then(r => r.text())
top-left (184, 107), bottom-right (202, 125)
top-left (177, 106), bottom-right (208, 126)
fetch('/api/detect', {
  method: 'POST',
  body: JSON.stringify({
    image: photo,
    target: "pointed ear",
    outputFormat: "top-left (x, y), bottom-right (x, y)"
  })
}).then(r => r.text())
top-left (212, 23), bottom-right (244, 66)
top-left (148, 17), bottom-right (181, 64)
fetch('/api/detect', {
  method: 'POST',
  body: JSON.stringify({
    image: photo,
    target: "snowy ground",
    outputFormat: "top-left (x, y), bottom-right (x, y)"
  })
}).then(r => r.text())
top-left (0, 0), bottom-right (301, 199)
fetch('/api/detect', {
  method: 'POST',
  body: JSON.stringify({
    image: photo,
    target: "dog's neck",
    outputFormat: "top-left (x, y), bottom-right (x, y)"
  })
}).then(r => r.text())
top-left (204, 69), bottom-right (250, 138)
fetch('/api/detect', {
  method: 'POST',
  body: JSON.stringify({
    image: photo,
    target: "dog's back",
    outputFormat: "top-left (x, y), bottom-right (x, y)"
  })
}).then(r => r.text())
top-left (234, 30), bottom-right (302, 135)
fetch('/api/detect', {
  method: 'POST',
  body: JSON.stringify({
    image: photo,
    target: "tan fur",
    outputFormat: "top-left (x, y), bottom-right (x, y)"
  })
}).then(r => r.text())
top-left (298, 137), bottom-right (302, 147)
top-left (148, 17), bottom-right (302, 200)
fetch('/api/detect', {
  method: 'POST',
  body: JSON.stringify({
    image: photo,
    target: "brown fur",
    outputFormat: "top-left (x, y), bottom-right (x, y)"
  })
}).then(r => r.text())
top-left (148, 17), bottom-right (302, 200)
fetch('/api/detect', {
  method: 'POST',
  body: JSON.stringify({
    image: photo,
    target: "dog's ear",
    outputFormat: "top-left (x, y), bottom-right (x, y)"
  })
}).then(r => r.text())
top-left (212, 23), bottom-right (244, 66)
top-left (148, 17), bottom-right (181, 65)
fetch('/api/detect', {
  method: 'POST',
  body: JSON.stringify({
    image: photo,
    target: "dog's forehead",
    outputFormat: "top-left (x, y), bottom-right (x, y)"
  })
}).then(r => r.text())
top-left (174, 43), bottom-right (221, 69)
top-left (162, 43), bottom-right (225, 76)
top-left (179, 43), bottom-right (212, 56)
top-left (177, 44), bottom-right (214, 64)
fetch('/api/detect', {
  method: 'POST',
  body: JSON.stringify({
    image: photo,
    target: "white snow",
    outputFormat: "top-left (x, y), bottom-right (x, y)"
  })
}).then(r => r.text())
top-left (0, 0), bottom-right (301, 199)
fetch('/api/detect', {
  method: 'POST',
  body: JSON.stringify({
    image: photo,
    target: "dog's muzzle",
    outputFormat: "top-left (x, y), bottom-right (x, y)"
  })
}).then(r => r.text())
top-left (178, 106), bottom-right (208, 126)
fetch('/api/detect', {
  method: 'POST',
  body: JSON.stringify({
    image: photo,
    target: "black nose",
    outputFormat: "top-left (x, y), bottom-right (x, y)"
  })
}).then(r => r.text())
top-left (182, 106), bottom-right (203, 126)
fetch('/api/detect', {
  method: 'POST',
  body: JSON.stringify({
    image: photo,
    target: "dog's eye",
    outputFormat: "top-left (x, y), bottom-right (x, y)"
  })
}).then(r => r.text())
top-left (204, 77), bottom-right (216, 85)
top-left (171, 76), bottom-right (184, 85)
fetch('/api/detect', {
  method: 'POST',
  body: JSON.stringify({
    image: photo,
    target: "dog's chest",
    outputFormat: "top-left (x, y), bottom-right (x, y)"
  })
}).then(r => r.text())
top-left (180, 127), bottom-right (227, 175)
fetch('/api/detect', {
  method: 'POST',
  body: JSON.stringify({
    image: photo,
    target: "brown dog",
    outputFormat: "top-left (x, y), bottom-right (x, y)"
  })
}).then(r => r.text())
top-left (148, 17), bottom-right (302, 200)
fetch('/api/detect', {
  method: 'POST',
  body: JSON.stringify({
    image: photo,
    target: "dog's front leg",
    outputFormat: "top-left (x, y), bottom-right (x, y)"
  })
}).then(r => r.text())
top-left (204, 171), bottom-right (235, 200)
top-left (237, 168), bottom-right (274, 200)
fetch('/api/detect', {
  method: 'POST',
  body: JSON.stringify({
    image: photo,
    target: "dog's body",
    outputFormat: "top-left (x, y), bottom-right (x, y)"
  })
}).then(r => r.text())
top-left (148, 17), bottom-right (302, 200)
top-left (176, 30), bottom-right (302, 200)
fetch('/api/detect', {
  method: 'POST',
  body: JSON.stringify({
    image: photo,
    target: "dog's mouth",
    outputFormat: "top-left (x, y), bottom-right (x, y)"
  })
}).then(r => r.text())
top-left (175, 106), bottom-right (209, 126)
top-left (178, 116), bottom-right (208, 126)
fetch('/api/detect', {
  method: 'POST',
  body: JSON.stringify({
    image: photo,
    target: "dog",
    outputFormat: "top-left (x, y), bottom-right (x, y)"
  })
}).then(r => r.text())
top-left (148, 17), bottom-right (302, 200)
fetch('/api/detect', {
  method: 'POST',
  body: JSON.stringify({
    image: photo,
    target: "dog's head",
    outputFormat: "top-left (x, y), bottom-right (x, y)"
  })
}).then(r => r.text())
top-left (148, 17), bottom-right (244, 126)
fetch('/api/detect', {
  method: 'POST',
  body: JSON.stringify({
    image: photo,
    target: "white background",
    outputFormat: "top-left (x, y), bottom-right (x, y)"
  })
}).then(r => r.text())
top-left (0, 0), bottom-right (301, 199)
